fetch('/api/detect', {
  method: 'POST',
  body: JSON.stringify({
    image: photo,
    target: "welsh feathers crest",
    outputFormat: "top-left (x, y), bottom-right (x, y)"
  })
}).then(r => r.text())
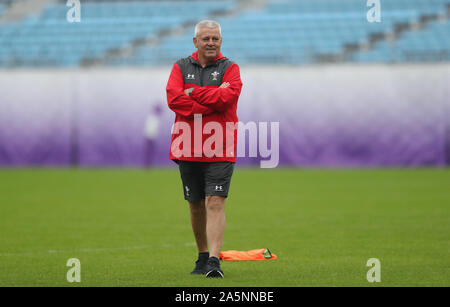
top-left (211, 71), bottom-right (220, 81)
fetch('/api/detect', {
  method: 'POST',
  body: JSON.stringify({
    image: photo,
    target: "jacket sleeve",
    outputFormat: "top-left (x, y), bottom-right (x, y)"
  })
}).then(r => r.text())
top-left (190, 64), bottom-right (242, 112)
top-left (166, 63), bottom-right (216, 117)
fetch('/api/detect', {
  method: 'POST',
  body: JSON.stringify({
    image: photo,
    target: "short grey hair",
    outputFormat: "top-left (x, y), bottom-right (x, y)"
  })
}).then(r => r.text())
top-left (194, 20), bottom-right (221, 37)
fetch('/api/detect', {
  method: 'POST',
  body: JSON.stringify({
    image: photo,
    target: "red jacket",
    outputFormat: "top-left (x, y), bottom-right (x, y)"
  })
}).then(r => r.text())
top-left (166, 51), bottom-right (242, 163)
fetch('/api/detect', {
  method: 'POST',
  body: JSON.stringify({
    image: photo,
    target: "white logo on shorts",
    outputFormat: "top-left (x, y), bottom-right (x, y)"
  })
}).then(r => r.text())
top-left (185, 186), bottom-right (190, 196)
top-left (215, 185), bottom-right (223, 191)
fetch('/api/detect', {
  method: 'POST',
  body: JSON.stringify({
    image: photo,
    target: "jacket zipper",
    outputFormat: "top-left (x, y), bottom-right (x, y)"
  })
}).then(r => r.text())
top-left (196, 60), bottom-right (218, 86)
top-left (200, 67), bottom-right (204, 86)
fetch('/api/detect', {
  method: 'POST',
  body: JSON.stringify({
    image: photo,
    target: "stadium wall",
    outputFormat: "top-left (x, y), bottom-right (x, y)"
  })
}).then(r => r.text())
top-left (0, 64), bottom-right (449, 167)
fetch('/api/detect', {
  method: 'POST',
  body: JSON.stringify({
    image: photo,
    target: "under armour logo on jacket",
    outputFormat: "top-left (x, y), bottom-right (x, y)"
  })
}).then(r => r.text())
top-left (186, 74), bottom-right (195, 80)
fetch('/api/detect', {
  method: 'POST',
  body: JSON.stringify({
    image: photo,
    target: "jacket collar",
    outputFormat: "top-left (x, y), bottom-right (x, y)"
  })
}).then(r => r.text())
top-left (189, 50), bottom-right (226, 67)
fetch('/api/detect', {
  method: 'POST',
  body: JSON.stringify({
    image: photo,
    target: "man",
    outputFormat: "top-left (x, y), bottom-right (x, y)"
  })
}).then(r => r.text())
top-left (143, 104), bottom-right (162, 167)
top-left (166, 20), bottom-right (242, 278)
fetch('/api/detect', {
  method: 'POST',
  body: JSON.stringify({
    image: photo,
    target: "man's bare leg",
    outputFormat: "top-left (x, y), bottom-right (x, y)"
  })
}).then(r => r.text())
top-left (189, 200), bottom-right (208, 253)
top-left (205, 195), bottom-right (226, 259)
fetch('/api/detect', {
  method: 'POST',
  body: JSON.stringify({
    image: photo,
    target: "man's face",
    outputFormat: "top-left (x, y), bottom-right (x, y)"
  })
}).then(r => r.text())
top-left (193, 27), bottom-right (222, 61)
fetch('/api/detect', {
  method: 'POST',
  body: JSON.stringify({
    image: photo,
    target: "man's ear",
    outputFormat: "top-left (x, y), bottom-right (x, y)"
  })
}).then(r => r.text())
top-left (193, 37), bottom-right (198, 48)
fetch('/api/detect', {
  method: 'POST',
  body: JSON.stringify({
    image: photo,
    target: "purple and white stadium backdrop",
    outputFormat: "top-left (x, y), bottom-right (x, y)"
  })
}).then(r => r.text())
top-left (0, 65), bottom-right (449, 167)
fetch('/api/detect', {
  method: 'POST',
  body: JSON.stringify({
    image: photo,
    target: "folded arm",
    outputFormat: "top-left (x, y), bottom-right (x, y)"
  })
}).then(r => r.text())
top-left (190, 64), bottom-right (242, 112)
top-left (166, 63), bottom-right (216, 117)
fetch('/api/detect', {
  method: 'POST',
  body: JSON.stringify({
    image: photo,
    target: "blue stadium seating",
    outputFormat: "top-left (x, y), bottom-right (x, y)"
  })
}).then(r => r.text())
top-left (0, 0), bottom-right (448, 67)
top-left (0, 0), bottom-right (235, 67)
top-left (123, 0), bottom-right (449, 66)
top-left (352, 20), bottom-right (450, 63)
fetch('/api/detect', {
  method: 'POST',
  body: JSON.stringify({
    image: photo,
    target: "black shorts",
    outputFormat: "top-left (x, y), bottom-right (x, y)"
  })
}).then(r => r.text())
top-left (177, 161), bottom-right (235, 203)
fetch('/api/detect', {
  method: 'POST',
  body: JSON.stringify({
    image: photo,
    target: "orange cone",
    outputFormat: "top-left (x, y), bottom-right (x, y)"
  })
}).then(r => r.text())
top-left (219, 248), bottom-right (277, 261)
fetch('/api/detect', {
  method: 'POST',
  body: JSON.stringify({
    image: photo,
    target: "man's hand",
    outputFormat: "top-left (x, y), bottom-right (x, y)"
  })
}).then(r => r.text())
top-left (184, 88), bottom-right (192, 96)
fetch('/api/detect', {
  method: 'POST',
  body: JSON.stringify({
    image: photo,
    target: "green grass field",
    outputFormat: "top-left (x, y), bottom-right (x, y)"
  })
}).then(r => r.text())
top-left (0, 168), bottom-right (449, 287)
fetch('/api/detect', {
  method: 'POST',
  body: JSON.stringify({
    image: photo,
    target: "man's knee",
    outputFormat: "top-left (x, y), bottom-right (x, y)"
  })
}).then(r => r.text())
top-left (189, 200), bottom-right (205, 214)
top-left (206, 196), bottom-right (225, 211)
